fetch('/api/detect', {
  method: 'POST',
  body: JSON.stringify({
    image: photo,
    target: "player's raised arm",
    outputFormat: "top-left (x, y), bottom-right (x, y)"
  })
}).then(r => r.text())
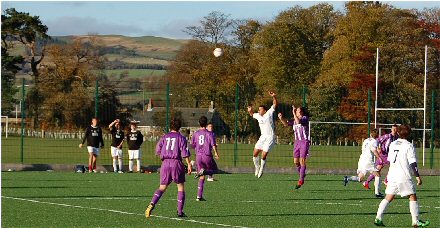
top-left (269, 91), bottom-right (277, 108)
top-left (278, 113), bottom-right (288, 127)
top-left (247, 106), bottom-right (254, 117)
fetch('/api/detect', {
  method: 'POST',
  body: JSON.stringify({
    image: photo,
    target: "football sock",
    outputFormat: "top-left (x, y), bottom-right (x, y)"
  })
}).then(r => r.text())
top-left (151, 189), bottom-right (163, 205)
top-left (300, 165), bottom-right (306, 182)
top-left (374, 176), bottom-right (381, 195)
top-left (260, 159), bottom-right (266, 171)
top-left (253, 156), bottom-right (260, 168)
top-left (118, 159), bottom-right (123, 171)
top-left (88, 165), bottom-right (92, 171)
top-left (296, 164), bottom-right (301, 173)
top-left (376, 199), bottom-right (390, 220)
top-left (177, 191), bottom-right (185, 215)
top-left (349, 176), bottom-right (360, 182)
top-left (112, 159), bottom-right (118, 172)
top-left (366, 174), bottom-right (375, 183)
top-left (197, 178), bottom-right (205, 198)
top-left (409, 201), bottom-right (419, 225)
top-left (129, 160), bottom-right (134, 171)
top-left (136, 159), bottom-right (141, 172)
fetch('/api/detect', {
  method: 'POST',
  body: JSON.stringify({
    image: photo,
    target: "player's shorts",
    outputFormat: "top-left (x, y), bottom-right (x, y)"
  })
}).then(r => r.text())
top-left (196, 154), bottom-right (218, 172)
top-left (255, 135), bottom-right (275, 152)
top-left (87, 146), bottom-right (100, 155)
top-left (111, 146), bottom-right (123, 157)
top-left (160, 159), bottom-right (186, 185)
top-left (293, 140), bottom-right (310, 158)
top-left (385, 180), bottom-right (416, 197)
top-left (128, 150), bottom-right (141, 159)
top-left (357, 159), bottom-right (378, 176)
top-left (376, 154), bottom-right (390, 166)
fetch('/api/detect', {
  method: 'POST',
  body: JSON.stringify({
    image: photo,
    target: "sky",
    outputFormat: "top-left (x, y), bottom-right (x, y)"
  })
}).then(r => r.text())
top-left (2, 1), bottom-right (439, 39)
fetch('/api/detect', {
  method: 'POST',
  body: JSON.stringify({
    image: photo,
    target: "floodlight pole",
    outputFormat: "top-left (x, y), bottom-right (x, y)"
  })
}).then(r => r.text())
top-left (423, 45), bottom-right (427, 166)
top-left (21, 78), bottom-right (25, 164)
top-left (375, 48), bottom-right (379, 129)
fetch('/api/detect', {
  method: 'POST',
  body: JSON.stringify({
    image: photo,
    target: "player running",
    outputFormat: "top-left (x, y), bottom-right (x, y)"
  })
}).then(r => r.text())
top-left (343, 129), bottom-right (381, 188)
top-left (126, 121), bottom-right (144, 173)
top-left (206, 122), bottom-right (217, 182)
top-left (192, 116), bottom-right (220, 201)
top-left (364, 124), bottom-right (399, 198)
top-left (145, 118), bottom-right (192, 218)
top-left (247, 91), bottom-right (278, 178)
top-left (374, 125), bottom-right (429, 227)
top-left (278, 105), bottom-right (310, 189)
top-left (109, 119), bottom-right (124, 173)
top-left (79, 117), bottom-right (104, 173)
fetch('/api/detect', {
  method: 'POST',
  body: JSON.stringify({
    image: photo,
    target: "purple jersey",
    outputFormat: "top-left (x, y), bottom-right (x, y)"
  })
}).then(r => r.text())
top-left (156, 132), bottom-right (190, 160)
top-left (377, 133), bottom-right (398, 155)
top-left (191, 129), bottom-right (216, 157)
top-left (288, 116), bottom-right (309, 141)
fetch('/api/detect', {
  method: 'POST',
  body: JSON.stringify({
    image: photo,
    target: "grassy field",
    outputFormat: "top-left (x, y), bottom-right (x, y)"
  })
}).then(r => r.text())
top-left (2, 172), bottom-right (439, 227)
top-left (2, 136), bottom-right (439, 170)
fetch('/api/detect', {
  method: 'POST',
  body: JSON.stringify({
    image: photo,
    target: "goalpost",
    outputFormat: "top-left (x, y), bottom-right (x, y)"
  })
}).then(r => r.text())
top-left (374, 46), bottom-right (429, 166)
top-left (1, 116), bottom-right (9, 138)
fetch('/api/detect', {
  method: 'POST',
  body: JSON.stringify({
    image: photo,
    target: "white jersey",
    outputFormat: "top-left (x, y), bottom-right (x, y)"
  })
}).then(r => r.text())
top-left (359, 137), bottom-right (378, 163)
top-left (387, 139), bottom-right (417, 183)
top-left (253, 105), bottom-right (275, 136)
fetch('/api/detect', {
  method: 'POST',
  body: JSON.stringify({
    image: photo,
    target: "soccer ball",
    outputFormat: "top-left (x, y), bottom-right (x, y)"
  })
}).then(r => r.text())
top-left (213, 48), bottom-right (223, 57)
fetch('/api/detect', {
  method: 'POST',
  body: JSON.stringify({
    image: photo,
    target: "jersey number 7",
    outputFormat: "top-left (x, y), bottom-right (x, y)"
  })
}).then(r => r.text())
top-left (393, 150), bottom-right (399, 163)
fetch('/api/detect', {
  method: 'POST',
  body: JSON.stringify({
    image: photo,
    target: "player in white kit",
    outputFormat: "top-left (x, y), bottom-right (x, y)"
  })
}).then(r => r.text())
top-left (247, 91), bottom-right (278, 178)
top-left (374, 125), bottom-right (429, 227)
top-left (344, 129), bottom-right (381, 187)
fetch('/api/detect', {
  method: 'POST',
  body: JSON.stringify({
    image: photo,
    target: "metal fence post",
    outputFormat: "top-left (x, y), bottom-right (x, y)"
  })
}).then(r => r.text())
top-left (166, 82), bottom-right (170, 133)
top-left (234, 83), bottom-right (239, 167)
top-left (21, 78), bottom-right (25, 164)
top-left (368, 88), bottom-right (371, 137)
top-left (430, 90), bottom-right (436, 169)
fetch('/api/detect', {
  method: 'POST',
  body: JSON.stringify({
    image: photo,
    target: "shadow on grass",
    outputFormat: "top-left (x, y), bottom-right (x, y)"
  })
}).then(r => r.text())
top-left (189, 211), bottom-right (427, 218)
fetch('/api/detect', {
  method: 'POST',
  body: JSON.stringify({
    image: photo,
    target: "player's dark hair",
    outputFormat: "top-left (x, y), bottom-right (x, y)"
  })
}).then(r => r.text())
top-left (259, 105), bottom-right (268, 111)
top-left (199, 116), bottom-right (208, 127)
top-left (370, 129), bottom-right (378, 138)
top-left (398, 125), bottom-right (411, 139)
top-left (170, 118), bottom-right (182, 131)
top-left (298, 107), bottom-right (309, 117)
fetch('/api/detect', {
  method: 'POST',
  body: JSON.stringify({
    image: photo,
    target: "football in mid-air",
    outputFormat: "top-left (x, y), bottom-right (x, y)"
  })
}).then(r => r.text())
top-left (213, 48), bottom-right (223, 57)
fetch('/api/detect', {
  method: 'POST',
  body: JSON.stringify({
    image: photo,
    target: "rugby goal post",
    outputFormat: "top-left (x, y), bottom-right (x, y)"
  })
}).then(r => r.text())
top-left (374, 46), bottom-right (429, 166)
top-left (1, 116), bottom-right (9, 138)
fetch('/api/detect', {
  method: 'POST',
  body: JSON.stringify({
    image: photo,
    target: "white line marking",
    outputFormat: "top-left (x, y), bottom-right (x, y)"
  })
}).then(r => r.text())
top-left (2, 196), bottom-right (248, 228)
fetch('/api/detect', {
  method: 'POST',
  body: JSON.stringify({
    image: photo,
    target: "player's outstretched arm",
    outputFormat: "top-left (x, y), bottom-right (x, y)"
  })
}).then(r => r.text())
top-left (247, 106), bottom-right (254, 117)
top-left (213, 146), bottom-right (219, 160)
top-left (269, 91), bottom-right (278, 108)
top-left (278, 113), bottom-right (288, 127)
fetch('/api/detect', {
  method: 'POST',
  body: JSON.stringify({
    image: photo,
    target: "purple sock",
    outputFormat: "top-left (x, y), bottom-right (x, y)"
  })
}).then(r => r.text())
top-left (198, 179), bottom-right (205, 198)
top-left (366, 174), bottom-right (375, 183)
top-left (296, 165), bottom-right (301, 173)
top-left (300, 165), bottom-right (306, 182)
top-left (150, 189), bottom-right (163, 205)
top-left (177, 191), bottom-right (185, 215)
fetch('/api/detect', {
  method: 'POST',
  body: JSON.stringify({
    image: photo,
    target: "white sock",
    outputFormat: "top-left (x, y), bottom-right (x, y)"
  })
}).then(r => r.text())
top-left (376, 199), bottom-right (390, 220)
top-left (409, 201), bottom-right (419, 225)
top-left (260, 159), bottom-right (266, 171)
top-left (374, 176), bottom-right (381, 194)
top-left (118, 159), bottom-right (123, 171)
top-left (129, 160), bottom-right (134, 171)
top-left (136, 159), bottom-right (141, 172)
top-left (112, 159), bottom-right (118, 172)
top-left (253, 156), bottom-right (260, 168)
top-left (349, 176), bottom-right (360, 182)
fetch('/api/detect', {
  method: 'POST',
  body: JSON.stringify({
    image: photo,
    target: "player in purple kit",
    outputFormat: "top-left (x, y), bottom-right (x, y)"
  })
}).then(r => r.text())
top-left (192, 116), bottom-right (220, 201)
top-left (278, 105), bottom-right (310, 189)
top-left (364, 124), bottom-right (398, 198)
top-left (206, 122), bottom-right (217, 181)
top-left (145, 118), bottom-right (192, 218)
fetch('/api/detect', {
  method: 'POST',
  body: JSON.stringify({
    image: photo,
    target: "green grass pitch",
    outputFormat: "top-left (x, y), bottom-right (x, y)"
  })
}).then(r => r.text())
top-left (2, 172), bottom-right (439, 227)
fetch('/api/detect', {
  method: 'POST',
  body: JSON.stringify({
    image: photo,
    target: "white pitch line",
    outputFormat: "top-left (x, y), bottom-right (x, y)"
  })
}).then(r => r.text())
top-left (2, 196), bottom-right (248, 228)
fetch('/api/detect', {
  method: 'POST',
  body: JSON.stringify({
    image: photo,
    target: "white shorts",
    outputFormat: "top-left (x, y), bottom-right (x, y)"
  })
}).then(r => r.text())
top-left (357, 159), bottom-right (377, 176)
top-left (255, 135), bottom-right (275, 152)
top-left (111, 146), bottom-right (123, 157)
top-left (385, 180), bottom-right (416, 197)
top-left (128, 150), bottom-right (141, 159)
top-left (87, 146), bottom-right (100, 155)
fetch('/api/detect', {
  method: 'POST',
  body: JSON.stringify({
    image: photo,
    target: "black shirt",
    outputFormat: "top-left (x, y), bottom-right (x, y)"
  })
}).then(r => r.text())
top-left (127, 130), bottom-right (143, 150)
top-left (110, 126), bottom-right (124, 148)
top-left (81, 125), bottom-right (104, 148)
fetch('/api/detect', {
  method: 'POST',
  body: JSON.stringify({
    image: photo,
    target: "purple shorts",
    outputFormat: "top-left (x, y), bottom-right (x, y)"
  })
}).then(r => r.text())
top-left (160, 159), bottom-right (186, 185)
top-left (376, 154), bottom-right (390, 166)
top-left (293, 140), bottom-right (310, 158)
top-left (196, 154), bottom-right (218, 172)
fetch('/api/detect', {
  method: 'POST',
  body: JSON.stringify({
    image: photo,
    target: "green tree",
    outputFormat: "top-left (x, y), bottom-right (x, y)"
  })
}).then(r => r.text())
top-left (1, 47), bottom-right (22, 115)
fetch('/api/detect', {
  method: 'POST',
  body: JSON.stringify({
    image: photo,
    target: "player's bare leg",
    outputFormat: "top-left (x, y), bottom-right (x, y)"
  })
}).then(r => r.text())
top-left (375, 194), bottom-right (395, 226)
top-left (88, 153), bottom-right (93, 172)
top-left (257, 151), bottom-right (268, 178)
top-left (252, 149), bottom-right (261, 177)
top-left (91, 154), bottom-right (97, 173)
